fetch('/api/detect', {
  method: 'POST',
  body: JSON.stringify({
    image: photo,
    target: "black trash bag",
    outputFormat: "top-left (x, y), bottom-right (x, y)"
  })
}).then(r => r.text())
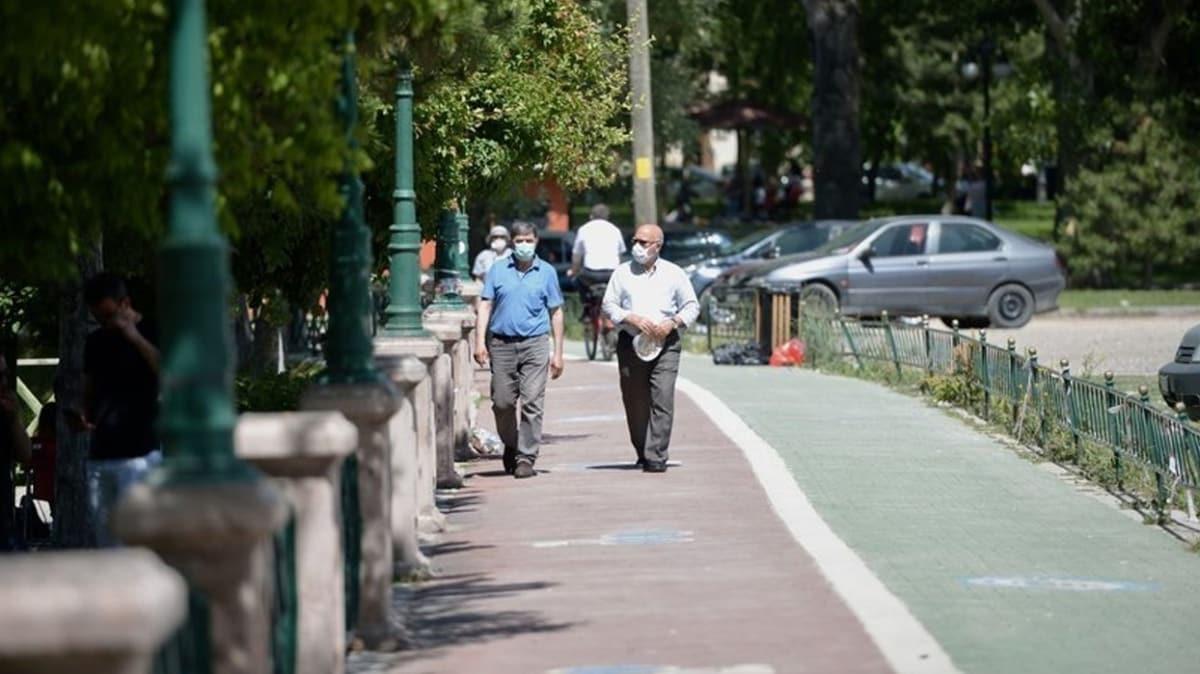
top-left (712, 341), bottom-right (769, 365)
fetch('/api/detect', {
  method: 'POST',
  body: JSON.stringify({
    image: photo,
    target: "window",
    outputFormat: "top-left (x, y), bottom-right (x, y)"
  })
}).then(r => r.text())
top-left (776, 227), bottom-right (826, 255)
top-left (938, 222), bottom-right (1001, 254)
top-left (869, 223), bottom-right (929, 257)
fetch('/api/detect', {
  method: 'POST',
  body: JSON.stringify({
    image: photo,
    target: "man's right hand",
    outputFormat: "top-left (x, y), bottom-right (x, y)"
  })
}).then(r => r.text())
top-left (474, 343), bottom-right (490, 367)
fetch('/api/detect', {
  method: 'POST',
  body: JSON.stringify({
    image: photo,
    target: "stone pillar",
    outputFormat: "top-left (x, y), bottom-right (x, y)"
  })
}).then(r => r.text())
top-left (0, 549), bottom-right (186, 674)
top-left (376, 336), bottom-right (445, 536)
top-left (423, 311), bottom-right (474, 488)
top-left (459, 280), bottom-right (483, 433)
top-left (115, 481), bottom-right (288, 674)
top-left (300, 382), bottom-right (406, 651)
top-left (234, 412), bottom-right (357, 674)
top-left (371, 351), bottom-right (429, 578)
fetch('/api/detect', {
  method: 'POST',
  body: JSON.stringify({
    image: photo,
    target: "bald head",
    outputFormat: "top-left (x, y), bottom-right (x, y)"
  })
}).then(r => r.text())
top-left (634, 224), bottom-right (663, 243)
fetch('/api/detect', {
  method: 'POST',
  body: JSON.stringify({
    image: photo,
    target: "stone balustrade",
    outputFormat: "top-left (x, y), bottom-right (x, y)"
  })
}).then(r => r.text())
top-left (0, 549), bottom-right (187, 674)
top-left (234, 411), bottom-right (358, 674)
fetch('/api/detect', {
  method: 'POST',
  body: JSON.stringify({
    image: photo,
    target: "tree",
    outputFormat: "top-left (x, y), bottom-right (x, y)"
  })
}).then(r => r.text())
top-left (359, 0), bottom-right (629, 245)
top-left (804, 0), bottom-right (862, 219)
top-left (1063, 108), bottom-right (1200, 288)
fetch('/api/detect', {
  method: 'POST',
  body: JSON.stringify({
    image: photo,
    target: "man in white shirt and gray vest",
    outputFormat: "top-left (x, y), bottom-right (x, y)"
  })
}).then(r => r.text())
top-left (602, 223), bottom-right (700, 473)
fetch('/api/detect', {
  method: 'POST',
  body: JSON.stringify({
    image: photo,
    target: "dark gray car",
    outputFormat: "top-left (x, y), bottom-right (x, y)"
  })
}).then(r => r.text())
top-left (1160, 323), bottom-right (1200, 420)
top-left (728, 215), bottom-right (1065, 328)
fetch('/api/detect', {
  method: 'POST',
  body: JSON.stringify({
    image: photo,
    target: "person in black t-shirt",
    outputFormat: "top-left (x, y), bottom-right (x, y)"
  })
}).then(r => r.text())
top-left (74, 273), bottom-right (161, 546)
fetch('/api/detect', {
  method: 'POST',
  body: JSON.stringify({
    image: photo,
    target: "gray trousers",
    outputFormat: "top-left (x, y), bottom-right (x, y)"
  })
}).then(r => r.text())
top-left (616, 331), bottom-right (681, 464)
top-left (489, 334), bottom-right (550, 462)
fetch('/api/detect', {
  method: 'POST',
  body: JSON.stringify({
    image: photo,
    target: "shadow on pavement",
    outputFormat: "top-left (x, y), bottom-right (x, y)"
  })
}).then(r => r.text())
top-left (584, 462), bottom-right (642, 471)
top-left (349, 574), bottom-right (577, 670)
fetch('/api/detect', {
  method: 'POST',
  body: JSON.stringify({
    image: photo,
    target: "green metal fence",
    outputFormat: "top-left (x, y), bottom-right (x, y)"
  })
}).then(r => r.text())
top-left (153, 591), bottom-right (212, 674)
top-left (151, 512), bottom-right (297, 674)
top-left (272, 512), bottom-right (299, 674)
top-left (341, 453), bottom-right (361, 634)
top-left (708, 288), bottom-right (1200, 523)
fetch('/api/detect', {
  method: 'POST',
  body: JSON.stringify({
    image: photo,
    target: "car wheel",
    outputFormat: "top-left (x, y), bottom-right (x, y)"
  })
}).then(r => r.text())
top-left (987, 284), bottom-right (1035, 328)
top-left (799, 283), bottom-right (838, 316)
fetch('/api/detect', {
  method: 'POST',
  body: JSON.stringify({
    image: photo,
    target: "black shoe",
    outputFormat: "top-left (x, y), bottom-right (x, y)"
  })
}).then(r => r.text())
top-left (634, 457), bottom-right (645, 468)
top-left (513, 461), bottom-right (536, 479)
top-left (642, 461), bottom-right (667, 473)
top-left (502, 447), bottom-right (517, 475)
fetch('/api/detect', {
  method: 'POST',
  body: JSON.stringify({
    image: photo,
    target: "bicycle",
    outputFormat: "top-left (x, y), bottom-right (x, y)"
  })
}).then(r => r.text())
top-left (581, 282), bottom-right (617, 361)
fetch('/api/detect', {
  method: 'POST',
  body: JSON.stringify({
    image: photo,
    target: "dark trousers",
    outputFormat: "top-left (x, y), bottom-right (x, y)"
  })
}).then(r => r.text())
top-left (489, 334), bottom-right (550, 463)
top-left (616, 331), bottom-right (681, 464)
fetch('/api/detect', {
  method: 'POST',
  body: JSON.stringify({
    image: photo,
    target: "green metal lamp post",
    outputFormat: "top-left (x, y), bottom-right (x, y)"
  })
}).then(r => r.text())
top-left (456, 210), bottom-right (471, 280)
top-left (429, 209), bottom-right (466, 309)
top-left (381, 65), bottom-right (429, 336)
top-left (326, 31), bottom-right (382, 385)
top-left (157, 0), bottom-right (254, 483)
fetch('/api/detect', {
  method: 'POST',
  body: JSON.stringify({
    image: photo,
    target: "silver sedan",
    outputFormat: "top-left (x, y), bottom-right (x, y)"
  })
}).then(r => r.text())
top-left (728, 215), bottom-right (1066, 328)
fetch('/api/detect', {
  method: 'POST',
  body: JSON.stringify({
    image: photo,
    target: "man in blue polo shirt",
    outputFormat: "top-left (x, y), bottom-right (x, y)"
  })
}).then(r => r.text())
top-left (474, 221), bottom-right (565, 479)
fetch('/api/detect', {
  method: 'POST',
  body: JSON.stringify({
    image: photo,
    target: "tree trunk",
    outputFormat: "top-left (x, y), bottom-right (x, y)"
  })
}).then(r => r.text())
top-left (805, 0), bottom-right (862, 220)
top-left (53, 243), bottom-right (103, 548)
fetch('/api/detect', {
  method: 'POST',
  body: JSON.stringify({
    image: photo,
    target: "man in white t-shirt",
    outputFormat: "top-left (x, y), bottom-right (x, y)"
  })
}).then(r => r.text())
top-left (569, 203), bottom-right (626, 307)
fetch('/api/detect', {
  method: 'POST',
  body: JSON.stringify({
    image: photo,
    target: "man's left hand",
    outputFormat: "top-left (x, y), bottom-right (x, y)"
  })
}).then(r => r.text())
top-left (549, 353), bottom-right (564, 380)
top-left (653, 320), bottom-right (677, 340)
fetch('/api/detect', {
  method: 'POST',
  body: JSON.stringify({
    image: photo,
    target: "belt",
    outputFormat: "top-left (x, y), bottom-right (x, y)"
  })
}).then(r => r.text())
top-left (489, 333), bottom-right (546, 343)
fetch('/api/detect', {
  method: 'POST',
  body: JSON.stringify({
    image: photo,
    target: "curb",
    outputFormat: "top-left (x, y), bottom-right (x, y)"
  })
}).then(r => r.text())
top-left (1053, 305), bottom-right (1200, 318)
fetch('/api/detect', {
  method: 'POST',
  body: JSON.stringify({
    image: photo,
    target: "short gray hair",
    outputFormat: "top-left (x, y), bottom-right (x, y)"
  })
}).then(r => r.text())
top-left (589, 203), bottom-right (610, 221)
top-left (509, 220), bottom-right (538, 238)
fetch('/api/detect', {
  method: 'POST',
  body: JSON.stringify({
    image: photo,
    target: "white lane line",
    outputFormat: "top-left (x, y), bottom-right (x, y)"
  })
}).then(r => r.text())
top-left (676, 376), bottom-right (960, 674)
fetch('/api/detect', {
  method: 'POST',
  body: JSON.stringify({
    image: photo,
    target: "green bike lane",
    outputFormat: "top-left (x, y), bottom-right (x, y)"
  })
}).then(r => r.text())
top-left (677, 353), bottom-right (1200, 674)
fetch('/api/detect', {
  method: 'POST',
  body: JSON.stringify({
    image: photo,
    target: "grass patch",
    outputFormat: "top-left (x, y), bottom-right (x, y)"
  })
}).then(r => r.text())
top-left (992, 200), bottom-right (1056, 240)
top-left (1059, 289), bottom-right (1200, 309)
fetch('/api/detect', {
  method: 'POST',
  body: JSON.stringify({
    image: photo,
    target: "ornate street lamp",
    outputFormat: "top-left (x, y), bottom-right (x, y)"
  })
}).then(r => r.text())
top-left (381, 64), bottom-right (429, 337)
top-left (157, 0), bottom-right (254, 482)
top-left (325, 30), bottom-right (381, 385)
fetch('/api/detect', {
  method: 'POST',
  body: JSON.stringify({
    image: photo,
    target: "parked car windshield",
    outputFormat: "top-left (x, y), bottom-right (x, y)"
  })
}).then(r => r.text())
top-left (660, 230), bottom-right (735, 262)
top-left (812, 221), bottom-right (879, 255)
top-left (731, 229), bottom-right (774, 255)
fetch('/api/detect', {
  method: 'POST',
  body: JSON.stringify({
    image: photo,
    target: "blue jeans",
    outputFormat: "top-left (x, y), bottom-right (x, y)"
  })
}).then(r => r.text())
top-left (86, 451), bottom-right (162, 547)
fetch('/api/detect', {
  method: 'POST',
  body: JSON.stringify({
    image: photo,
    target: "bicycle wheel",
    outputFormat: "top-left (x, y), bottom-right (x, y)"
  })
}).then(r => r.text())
top-left (601, 329), bottom-right (617, 361)
top-left (583, 319), bottom-right (598, 360)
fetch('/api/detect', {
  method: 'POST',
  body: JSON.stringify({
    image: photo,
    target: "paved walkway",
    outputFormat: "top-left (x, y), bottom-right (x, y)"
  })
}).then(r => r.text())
top-left (351, 348), bottom-right (1200, 674)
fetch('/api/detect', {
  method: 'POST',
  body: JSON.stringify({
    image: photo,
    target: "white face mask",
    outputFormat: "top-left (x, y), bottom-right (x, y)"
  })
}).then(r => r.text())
top-left (513, 242), bottom-right (537, 261)
top-left (631, 243), bottom-right (654, 265)
top-left (490, 238), bottom-right (508, 252)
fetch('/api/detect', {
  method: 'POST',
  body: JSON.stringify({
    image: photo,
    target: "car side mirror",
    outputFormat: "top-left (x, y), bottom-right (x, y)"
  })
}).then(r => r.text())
top-left (858, 247), bottom-right (873, 262)
top-left (765, 245), bottom-right (781, 259)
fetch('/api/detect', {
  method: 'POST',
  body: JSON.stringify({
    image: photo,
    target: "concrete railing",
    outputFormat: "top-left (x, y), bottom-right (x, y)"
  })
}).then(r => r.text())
top-left (0, 549), bottom-right (187, 674)
top-left (235, 411), bottom-right (357, 674)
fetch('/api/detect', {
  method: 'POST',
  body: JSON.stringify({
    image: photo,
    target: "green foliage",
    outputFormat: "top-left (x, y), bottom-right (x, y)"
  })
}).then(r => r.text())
top-left (2, 0), bottom-right (627, 310)
top-left (1062, 108), bottom-right (1200, 288)
top-left (360, 0), bottom-right (629, 241)
top-left (234, 360), bottom-right (323, 413)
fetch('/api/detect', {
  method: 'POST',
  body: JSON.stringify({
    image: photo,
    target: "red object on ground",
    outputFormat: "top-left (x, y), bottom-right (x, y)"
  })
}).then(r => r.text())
top-left (769, 338), bottom-right (807, 367)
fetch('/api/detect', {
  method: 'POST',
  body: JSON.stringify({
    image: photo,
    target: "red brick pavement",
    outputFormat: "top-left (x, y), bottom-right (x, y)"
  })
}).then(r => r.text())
top-left (350, 359), bottom-right (891, 674)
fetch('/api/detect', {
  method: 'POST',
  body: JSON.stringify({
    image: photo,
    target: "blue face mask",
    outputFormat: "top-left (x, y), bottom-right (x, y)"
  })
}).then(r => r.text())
top-left (513, 242), bottom-right (536, 261)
